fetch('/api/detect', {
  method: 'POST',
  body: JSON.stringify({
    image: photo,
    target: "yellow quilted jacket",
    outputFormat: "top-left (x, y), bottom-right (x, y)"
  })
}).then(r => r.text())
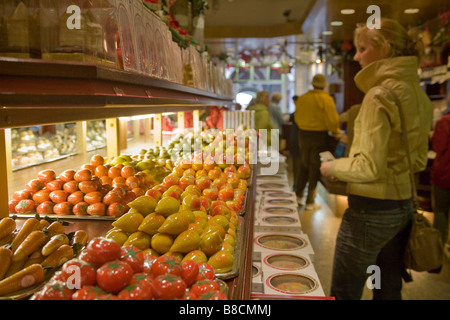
top-left (330, 56), bottom-right (433, 200)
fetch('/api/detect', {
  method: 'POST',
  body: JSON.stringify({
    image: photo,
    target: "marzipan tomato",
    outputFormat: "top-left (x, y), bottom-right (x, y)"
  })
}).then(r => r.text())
top-left (49, 190), bottom-right (69, 203)
top-left (68, 191), bottom-right (84, 205)
top-left (59, 169), bottom-right (76, 183)
top-left (8, 199), bottom-right (19, 213)
top-left (130, 273), bottom-right (154, 289)
top-left (15, 199), bottom-right (35, 214)
top-left (106, 202), bottom-right (126, 217)
top-left (32, 189), bottom-right (51, 204)
top-left (36, 201), bottom-right (54, 215)
top-left (72, 202), bottom-right (89, 215)
top-left (182, 291), bottom-right (199, 300)
top-left (196, 262), bottom-right (216, 281)
top-left (181, 260), bottom-right (199, 287)
top-left (46, 180), bottom-right (64, 191)
top-left (72, 286), bottom-right (106, 300)
top-left (38, 169), bottom-right (57, 184)
top-left (190, 279), bottom-right (220, 296)
top-left (78, 181), bottom-right (98, 194)
top-left (31, 281), bottom-right (74, 300)
top-left (53, 202), bottom-right (73, 215)
top-left (142, 252), bottom-right (157, 274)
top-left (152, 274), bottom-right (186, 300)
top-left (117, 283), bottom-right (153, 300)
top-left (102, 191), bottom-right (122, 205)
top-left (151, 256), bottom-right (182, 277)
top-left (13, 190), bottom-right (32, 201)
top-left (120, 245), bottom-right (145, 273)
top-left (197, 290), bottom-right (228, 300)
top-left (25, 179), bottom-right (44, 193)
top-left (85, 237), bottom-right (121, 265)
top-left (61, 259), bottom-right (97, 287)
top-left (84, 191), bottom-right (102, 204)
top-left (87, 203), bottom-right (106, 216)
top-left (74, 169), bottom-right (92, 182)
top-left (63, 180), bottom-right (79, 194)
top-left (96, 260), bottom-right (133, 293)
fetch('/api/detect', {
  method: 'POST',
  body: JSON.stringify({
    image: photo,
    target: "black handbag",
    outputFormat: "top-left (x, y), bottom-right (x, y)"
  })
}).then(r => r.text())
top-left (385, 86), bottom-right (443, 273)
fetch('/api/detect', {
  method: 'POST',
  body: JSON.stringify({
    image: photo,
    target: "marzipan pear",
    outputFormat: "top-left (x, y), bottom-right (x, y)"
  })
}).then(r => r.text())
top-left (157, 212), bottom-right (189, 236)
top-left (155, 197), bottom-right (180, 217)
top-left (123, 231), bottom-right (151, 250)
top-left (182, 250), bottom-right (207, 263)
top-left (208, 215), bottom-right (229, 232)
top-left (200, 230), bottom-right (223, 257)
top-left (138, 213), bottom-right (165, 235)
top-left (202, 223), bottom-right (226, 239)
top-left (105, 229), bottom-right (128, 246)
top-left (170, 230), bottom-right (201, 253)
top-left (112, 211), bottom-right (144, 233)
top-left (178, 209), bottom-right (195, 224)
top-left (128, 195), bottom-right (157, 216)
top-left (151, 233), bottom-right (173, 254)
top-left (163, 251), bottom-right (184, 262)
top-left (207, 250), bottom-right (234, 274)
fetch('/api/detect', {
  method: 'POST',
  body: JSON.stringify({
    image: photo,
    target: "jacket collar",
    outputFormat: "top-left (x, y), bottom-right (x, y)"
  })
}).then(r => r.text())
top-left (354, 56), bottom-right (420, 93)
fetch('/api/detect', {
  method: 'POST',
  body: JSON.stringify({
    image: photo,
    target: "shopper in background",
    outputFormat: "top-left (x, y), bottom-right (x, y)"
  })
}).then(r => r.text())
top-left (289, 95), bottom-right (301, 193)
top-left (248, 90), bottom-right (275, 146)
top-left (294, 74), bottom-right (340, 209)
top-left (320, 18), bottom-right (433, 300)
top-left (430, 97), bottom-right (450, 256)
top-left (268, 92), bottom-right (285, 131)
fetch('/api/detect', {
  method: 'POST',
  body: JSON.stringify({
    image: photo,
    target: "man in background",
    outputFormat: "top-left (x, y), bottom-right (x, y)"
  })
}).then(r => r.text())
top-left (294, 74), bottom-right (340, 210)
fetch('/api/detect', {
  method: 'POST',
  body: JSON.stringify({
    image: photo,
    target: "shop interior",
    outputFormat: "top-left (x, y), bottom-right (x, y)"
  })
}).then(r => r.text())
top-left (0, 0), bottom-right (449, 300)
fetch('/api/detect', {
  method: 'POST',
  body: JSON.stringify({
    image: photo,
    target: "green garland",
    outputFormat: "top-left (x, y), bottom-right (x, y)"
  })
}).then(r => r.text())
top-left (190, 0), bottom-right (209, 17)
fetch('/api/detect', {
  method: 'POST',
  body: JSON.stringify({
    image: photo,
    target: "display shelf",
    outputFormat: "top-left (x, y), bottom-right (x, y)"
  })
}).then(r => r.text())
top-left (0, 57), bottom-right (232, 128)
top-left (227, 163), bottom-right (257, 300)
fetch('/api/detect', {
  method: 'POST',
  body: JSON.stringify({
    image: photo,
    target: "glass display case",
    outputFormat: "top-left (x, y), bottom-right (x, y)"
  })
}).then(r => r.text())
top-left (0, 0), bottom-right (41, 59)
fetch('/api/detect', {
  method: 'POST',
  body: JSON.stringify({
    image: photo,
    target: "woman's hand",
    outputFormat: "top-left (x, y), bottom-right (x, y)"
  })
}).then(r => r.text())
top-left (320, 161), bottom-right (336, 181)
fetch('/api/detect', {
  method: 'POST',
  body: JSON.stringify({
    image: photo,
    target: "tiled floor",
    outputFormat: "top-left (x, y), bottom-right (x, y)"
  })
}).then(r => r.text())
top-left (285, 157), bottom-right (450, 300)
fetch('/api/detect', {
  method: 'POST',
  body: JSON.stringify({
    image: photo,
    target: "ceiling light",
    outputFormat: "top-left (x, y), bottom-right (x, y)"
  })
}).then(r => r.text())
top-left (322, 31), bottom-right (333, 36)
top-left (330, 21), bottom-right (343, 26)
top-left (341, 9), bottom-right (355, 15)
top-left (404, 8), bottom-right (420, 14)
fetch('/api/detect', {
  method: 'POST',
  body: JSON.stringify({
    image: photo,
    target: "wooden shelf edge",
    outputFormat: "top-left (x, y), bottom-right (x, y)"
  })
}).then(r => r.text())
top-left (227, 164), bottom-right (257, 300)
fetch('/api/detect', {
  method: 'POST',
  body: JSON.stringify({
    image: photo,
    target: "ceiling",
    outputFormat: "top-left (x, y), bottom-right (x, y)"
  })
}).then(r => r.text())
top-left (204, 0), bottom-right (450, 60)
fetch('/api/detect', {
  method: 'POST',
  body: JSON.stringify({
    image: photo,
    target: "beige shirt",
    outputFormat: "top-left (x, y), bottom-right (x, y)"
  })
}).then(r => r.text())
top-left (330, 56), bottom-right (433, 200)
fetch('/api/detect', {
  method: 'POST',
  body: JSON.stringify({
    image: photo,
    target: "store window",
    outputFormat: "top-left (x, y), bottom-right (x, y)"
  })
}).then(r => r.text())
top-left (231, 65), bottom-right (295, 113)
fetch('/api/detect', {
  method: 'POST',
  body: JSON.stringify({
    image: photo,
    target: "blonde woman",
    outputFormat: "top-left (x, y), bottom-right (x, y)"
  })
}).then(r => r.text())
top-left (320, 19), bottom-right (433, 299)
top-left (248, 90), bottom-right (275, 146)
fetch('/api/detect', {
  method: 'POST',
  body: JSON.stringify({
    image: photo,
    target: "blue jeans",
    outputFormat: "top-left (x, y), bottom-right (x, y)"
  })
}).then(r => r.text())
top-left (330, 197), bottom-right (413, 300)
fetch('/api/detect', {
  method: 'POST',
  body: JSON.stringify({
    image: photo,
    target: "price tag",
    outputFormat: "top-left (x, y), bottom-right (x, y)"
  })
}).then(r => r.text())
top-left (113, 87), bottom-right (125, 96)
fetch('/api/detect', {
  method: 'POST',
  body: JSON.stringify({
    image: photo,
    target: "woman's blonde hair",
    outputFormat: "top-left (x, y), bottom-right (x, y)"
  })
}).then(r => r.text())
top-left (354, 18), bottom-right (422, 58)
top-left (255, 91), bottom-right (270, 104)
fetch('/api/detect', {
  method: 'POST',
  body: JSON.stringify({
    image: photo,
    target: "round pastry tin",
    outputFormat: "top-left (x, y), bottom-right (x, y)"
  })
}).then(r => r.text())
top-left (254, 234), bottom-right (307, 251)
top-left (261, 216), bottom-right (298, 226)
top-left (257, 183), bottom-right (287, 189)
top-left (252, 264), bottom-right (262, 278)
top-left (262, 206), bottom-right (296, 215)
top-left (257, 175), bottom-right (283, 181)
top-left (266, 198), bottom-right (296, 206)
top-left (266, 273), bottom-right (318, 295)
top-left (265, 191), bottom-right (295, 198)
top-left (263, 253), bottom-right (309, 271)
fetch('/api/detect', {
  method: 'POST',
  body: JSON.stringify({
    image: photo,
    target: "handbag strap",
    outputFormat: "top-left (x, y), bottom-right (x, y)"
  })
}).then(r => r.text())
top-left (383, 86), bottom-right (419, 209)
